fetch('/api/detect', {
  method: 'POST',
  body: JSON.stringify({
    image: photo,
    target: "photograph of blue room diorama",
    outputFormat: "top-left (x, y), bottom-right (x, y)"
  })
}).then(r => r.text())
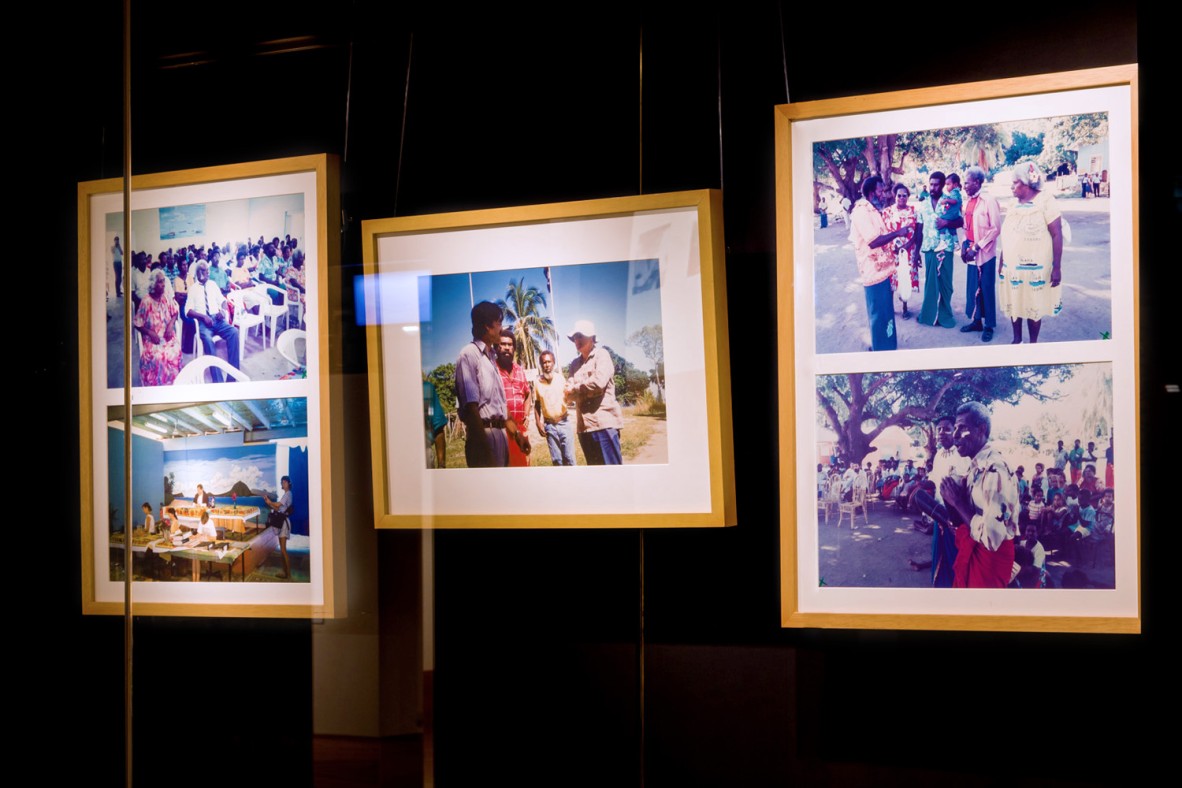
top-left (107, 397), bottom-right (311, 583)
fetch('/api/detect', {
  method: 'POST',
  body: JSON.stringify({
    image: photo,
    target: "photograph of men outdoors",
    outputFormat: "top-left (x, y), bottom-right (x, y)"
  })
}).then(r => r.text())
top-left (812, 111), bottom-right (1112, 352)
top-left (418, 259), bottom-right (667, 468)
top-left (104, 193), bottom-right (310, 387)
top-left (814, 362), bottom-right (1116, 590)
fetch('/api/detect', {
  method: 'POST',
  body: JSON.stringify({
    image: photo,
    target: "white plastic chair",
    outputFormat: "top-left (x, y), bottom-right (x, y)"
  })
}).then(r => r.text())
top-left (284, 285), bottom-right (304, 330)
top-left (275, 329), bottom-right (307, 369)
top-left (836, 486), bottom-right (869, 529)
top-left (192, 315), bottom-right (225, 360)
top-left (253, 284), bottom-right (288, 347)
top-left (227, 290), bottom-right (264, 358)
top-left (174, 356), bottom-right (252, 385)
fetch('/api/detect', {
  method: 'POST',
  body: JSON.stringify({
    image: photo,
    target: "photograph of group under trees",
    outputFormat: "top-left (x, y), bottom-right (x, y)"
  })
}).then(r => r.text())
top-left (418, 259), bottom-right (667, 468)
top-left (814, 362), bottom-right (1116, 591)
top-left (811, 111), bottom-right (1113, 353)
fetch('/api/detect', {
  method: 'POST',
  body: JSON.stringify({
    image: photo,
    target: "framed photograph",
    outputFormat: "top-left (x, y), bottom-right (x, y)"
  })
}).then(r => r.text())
top-left (79, 155), bottom-right (346, 617)
top-left (362, 190), bottom-right (735, 528)
top-left (776, 66), bottom-right (1139, 632)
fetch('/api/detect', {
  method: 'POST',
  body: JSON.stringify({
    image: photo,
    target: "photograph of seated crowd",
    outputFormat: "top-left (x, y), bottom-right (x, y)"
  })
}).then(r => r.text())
top-left (814, 363), bottom-right (1115, 590)
top-left (107, 208), bottom-right (309, 387)
top-left (815, 111), bottom-right (1112, 353)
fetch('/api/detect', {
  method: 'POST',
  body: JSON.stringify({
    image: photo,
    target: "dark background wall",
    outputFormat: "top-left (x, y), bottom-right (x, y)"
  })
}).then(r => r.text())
top-left (21, 3), bottom-right (1173, 786)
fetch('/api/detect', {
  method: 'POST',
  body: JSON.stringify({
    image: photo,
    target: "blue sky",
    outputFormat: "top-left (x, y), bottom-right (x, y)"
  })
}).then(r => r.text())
top-left (419, 259), bottom-right (664, 374)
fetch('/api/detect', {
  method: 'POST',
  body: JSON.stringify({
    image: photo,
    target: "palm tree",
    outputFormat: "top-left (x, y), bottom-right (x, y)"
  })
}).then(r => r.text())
top-left (498, 276), bottom-right (557, 371)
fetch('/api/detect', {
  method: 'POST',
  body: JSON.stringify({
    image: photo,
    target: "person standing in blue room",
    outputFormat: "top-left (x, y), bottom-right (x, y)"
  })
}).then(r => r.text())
top-left (848, 175), bottom-right (910, 351)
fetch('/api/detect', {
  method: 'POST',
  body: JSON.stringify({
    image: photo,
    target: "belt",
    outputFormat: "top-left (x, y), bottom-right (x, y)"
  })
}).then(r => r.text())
top-left (480, 417), bottom-right (506, 428)
top-left (544, 415), bottom-right (568, 425)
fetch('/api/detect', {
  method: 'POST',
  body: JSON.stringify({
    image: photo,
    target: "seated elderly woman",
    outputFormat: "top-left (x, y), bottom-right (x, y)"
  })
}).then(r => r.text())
top-left (134, 269), bottom-right (182, 386)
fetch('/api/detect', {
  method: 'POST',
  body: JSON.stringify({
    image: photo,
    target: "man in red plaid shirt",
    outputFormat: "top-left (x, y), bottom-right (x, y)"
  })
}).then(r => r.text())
top-left (497, 329), bottom-right (533, 466)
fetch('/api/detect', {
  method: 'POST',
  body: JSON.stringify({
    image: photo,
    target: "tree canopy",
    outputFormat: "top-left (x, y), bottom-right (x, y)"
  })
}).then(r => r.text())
top-left (816, 366), bottom-right (1072, 467)
top-left (627, 324), bottom-right (665, 395)
top-left (425, 362), bottom-right (457, 415)
top-left (498, 276), bottom-right (557, 371)
top-left (813, 113), bottom-right (1107, 206)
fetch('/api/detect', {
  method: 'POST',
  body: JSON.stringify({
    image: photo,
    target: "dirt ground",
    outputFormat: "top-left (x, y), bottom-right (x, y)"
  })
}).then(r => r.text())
top-left (816, 495), bottom-right (1116, 590)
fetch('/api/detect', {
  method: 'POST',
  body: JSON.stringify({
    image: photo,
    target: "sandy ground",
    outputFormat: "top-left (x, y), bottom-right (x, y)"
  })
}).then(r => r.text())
top-left (813, 196), bottom-right (1113, 354)
top-left (628, 417), bottom-right (668, 465)
top-left (816, 496), bottom-right (1116, 589)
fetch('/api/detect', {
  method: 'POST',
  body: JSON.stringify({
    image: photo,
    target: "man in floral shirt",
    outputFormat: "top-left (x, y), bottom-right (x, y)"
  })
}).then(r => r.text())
top-left (848, 175), bottom-right (911, 351)
top-left (940, 401), bottom-right (1019, 588)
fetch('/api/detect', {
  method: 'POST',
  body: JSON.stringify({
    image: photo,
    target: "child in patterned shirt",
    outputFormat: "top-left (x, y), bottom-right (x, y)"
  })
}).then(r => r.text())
top-left (935, 173), bottom-right (963, 252)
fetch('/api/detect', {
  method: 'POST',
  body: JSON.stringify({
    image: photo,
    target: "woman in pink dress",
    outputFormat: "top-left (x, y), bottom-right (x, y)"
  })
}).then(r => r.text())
top-left (134, 269), bottom-right (182, 386)
top-left (881, 183), bottom-right (920, 320)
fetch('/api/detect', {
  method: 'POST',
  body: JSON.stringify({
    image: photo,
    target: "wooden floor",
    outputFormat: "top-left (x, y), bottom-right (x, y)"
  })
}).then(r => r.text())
top-left (313, 735), bottom-right (425, 788)
top-left (314, 675), bottom-right (431, 786)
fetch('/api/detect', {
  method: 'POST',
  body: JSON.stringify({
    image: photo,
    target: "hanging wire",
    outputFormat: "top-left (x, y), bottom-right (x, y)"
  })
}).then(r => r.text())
top-left (716, 19), bottom-right (724, 192)
top-left (636, 22), bottom-right (647, 788)
top-left (777, 0), bottom-right (791, 104)
top-left (393, 32), bottom-right (415, 216)
top-left (638, 24), bottom-right (644, 196)
top-left (343, 35), bottom-right (355, 162)
top-left (638, 527), bottom-right (646, 787)
top-left (121, 0), bottom-right (134, 785)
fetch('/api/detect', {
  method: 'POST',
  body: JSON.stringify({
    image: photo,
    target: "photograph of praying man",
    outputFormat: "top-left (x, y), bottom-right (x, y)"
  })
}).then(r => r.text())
top-left (104, 193), bottom-right (310, 388)
top-left (812, 112), bottom-right (1115, 353)
top-left (107, 397), bottom-right (311, 583)
top-left (418, 259), bottom-right (667, 469)
top-left (813, 362), bottom-right (1116, 590)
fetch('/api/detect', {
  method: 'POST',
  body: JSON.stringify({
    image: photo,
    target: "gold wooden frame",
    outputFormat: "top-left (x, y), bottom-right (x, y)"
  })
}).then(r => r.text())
top-left (363, 190), bottom-right (735, 529)
top-left (78, 154), bottom-right (346, 617)
top-left (776, 66), bottom-right (1140, 633)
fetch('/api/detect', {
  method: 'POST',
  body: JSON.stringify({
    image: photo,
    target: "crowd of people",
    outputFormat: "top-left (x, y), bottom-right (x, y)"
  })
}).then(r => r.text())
top-left (114, 233), bottom-right (307, 386)
top-left (426, 302), bottom-right (626, 468)
top-left (820, 415), bottom-right (1116, 589)
top-left (845, 162), bottom-right (1064, 350)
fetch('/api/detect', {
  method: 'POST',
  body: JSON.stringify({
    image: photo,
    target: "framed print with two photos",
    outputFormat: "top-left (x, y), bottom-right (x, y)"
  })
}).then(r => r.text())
top-left (362, 190), bottom-right (735, 528)
top-left (79, 154), bottom-right (346, 617)
top-left (776, 66), bottom-right (1139, 633)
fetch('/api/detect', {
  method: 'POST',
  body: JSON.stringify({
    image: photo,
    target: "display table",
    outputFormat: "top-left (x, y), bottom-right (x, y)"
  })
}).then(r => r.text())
top-left (172, 505), bottom-right (262, 535)
top-left (112, 533), bottom-right (254, 581)
top-left (148, 536), bottom-right (253, 581)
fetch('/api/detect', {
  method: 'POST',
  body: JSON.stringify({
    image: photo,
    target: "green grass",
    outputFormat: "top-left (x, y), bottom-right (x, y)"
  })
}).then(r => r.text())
top-left (439, 407), bottom-right (663, 468)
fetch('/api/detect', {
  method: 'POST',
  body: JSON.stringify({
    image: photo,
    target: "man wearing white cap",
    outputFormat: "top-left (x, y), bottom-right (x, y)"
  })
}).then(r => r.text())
top-left (564, 320), bottom-right (624, 465)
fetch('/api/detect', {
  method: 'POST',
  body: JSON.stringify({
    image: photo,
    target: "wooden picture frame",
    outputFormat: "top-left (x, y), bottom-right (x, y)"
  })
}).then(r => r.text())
top-left (79, 154), bottom-right (346, 617)
top-left (776, 66), bottom-right (1139, 632)
top-left (362, 190), bottom-right (735, 528)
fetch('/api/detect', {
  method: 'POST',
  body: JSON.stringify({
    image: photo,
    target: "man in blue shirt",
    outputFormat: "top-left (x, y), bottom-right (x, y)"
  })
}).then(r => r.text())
top-left (454, 301), bottom-right (529, 468)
